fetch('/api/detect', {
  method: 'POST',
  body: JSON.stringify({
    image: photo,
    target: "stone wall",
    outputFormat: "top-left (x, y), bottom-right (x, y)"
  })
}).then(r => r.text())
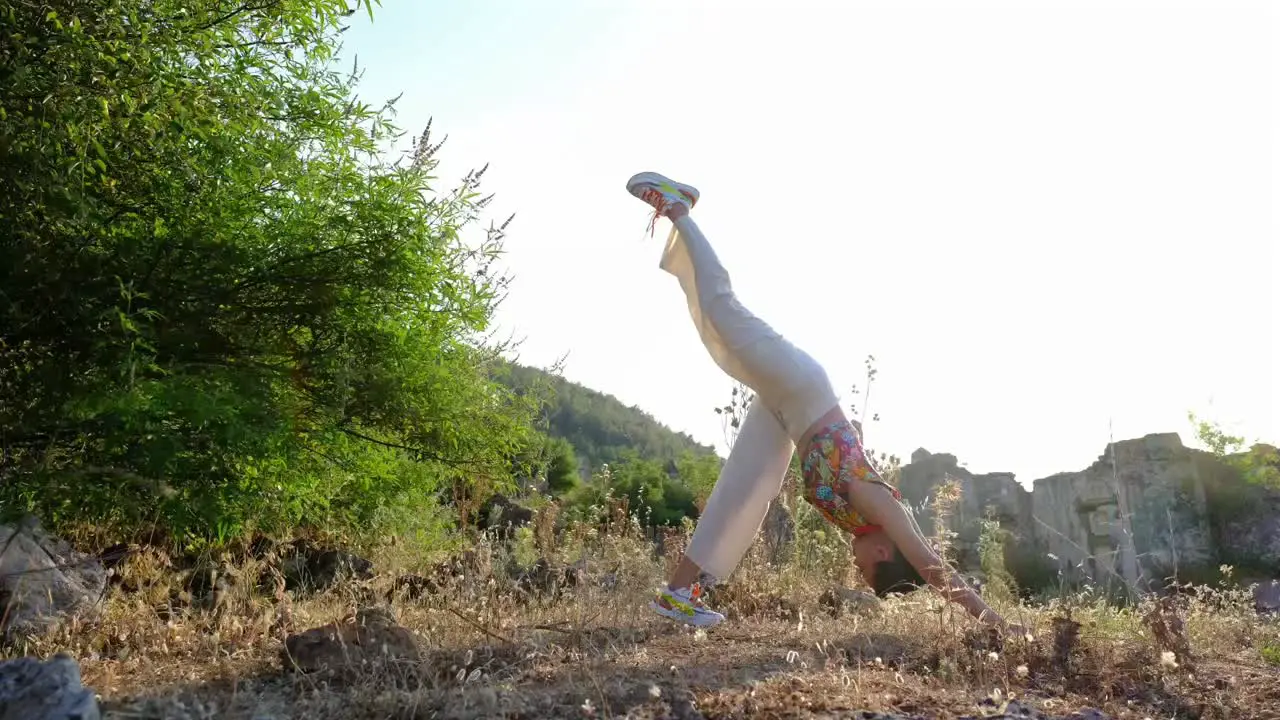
top-left (897, 449), bottom-right (1034, 574)
top-left (1031, 433), bottom-right (1216, 590)
top-left (895, 433), bottom-right (1280, 592)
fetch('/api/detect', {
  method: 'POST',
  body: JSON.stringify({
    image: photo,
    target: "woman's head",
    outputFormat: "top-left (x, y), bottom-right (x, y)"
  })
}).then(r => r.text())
top-left (852, 529), bottom-right (926, 597)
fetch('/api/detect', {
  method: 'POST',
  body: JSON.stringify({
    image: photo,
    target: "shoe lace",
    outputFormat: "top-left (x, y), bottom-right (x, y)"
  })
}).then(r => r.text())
top-left (689, 582), bottom-right (706, 607)
top-left (639, 187), bottom-right (668, 237)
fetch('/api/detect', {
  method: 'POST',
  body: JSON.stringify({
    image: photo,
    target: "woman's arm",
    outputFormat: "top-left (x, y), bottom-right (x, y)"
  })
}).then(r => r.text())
top-left (849, 481), bottom-right (1008, 628)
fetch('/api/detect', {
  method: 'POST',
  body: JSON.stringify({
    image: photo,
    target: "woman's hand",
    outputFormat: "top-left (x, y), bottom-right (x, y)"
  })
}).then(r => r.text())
top-left (848, 481), bottom-right (1004, 627)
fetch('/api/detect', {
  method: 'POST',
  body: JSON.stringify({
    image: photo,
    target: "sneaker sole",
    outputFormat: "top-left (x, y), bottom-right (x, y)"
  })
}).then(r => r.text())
top-left (648, 600), bottom-right (724, 628)
top-left (626, 171), bottom-right (700, 206)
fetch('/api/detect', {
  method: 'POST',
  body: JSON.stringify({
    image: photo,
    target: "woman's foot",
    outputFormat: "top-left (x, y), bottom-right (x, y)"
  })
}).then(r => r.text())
top-left (626, 172), bottom-right (699, 232)
top-left (649, 582), bottom-right (726, 628)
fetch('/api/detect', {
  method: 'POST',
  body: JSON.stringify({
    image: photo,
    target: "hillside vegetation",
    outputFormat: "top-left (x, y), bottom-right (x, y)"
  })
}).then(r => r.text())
top-left (501, 363), bottom-right (719, 474)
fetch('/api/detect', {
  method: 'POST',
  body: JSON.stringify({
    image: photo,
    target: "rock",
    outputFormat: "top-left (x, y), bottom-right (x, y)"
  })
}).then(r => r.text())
top-left (282, 606), bottom-right (420, 675)
top-left (276, 540), bottom-right (373, 593)
top-left (385, 573), bottom-right (440, 603)
top-left (761, 497), bottom-right (795, 565)
top-left (386, 550), bottom-right (496, 604)
top-left (478, 493), bottom-right (533, 538)
top-left (303, 547), bottom-right (374, 587)
top-left (819, 586), bottom-right (879, 617)
top-left (96, 543), bottom-right (131, 574)
top-left (998, 700), bottom-right (1039, 717)
top-left (1253, 579), bottom-right (1280, 615)
top-left (898, 450), bottom-right (1037, 577)
top-left (0, 518), bottom-right (107, 640)
top-left (898, 433), bottom-right (1280, 590)
top-left (511, 557), bottom-right (580, 601)
top-left (0, 653), bottom-right (100, 720)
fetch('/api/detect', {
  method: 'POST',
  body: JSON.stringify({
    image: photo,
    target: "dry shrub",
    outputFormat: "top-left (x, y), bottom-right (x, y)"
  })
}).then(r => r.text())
top-left (5, 507), bottom-right (1276, 720)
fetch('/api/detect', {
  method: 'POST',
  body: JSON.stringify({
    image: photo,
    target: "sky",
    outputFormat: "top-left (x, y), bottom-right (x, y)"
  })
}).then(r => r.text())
top-left (339, 0), bottom-right (1278, 486)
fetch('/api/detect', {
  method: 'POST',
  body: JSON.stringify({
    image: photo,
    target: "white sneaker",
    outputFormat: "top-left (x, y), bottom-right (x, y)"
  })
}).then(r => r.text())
top-left (649, 583), bottom-right (725, 628)
top-left (626, 172), bottom-right (700, 235)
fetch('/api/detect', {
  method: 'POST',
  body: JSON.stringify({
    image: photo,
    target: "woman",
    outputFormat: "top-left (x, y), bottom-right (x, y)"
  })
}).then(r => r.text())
top-left (625, 171), bottom-right (1011, 632)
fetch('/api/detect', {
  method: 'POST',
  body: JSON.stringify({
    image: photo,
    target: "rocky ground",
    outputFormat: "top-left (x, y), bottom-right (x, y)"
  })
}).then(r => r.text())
top-left (2, 518), bottom-right (1278, 719)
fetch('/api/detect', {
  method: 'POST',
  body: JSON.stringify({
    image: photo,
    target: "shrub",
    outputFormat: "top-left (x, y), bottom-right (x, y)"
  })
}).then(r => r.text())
top-left (0, 0), bottom-right (537, 544)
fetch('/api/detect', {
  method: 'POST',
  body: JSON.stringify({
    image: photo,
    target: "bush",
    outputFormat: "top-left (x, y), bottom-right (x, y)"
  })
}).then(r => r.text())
top-left (0, 0), bottom-right (537, 544)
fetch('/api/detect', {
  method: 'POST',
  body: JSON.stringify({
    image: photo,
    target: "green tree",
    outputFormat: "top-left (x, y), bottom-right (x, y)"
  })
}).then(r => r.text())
top-left (673, 450), bottom-right (722, 504)
top-left (501, 363), bottom-right (717, 473)
top-left (1189, 412), bottom-right (1279, 488)
top-left (0, 0), bottom-right (536, 543)
top-left (542, 435), bottom-right (581, 495)
top-left (563, 450), bottom-right (704, 528)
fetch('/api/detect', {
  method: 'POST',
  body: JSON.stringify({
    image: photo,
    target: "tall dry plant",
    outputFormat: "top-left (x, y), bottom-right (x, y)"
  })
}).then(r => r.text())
top-left (929, 475), bottom-right (964, 569)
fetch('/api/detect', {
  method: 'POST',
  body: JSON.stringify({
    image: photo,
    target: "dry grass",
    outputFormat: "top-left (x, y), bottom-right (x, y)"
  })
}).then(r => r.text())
top-left (6, 512), bottom-right (1280, 720)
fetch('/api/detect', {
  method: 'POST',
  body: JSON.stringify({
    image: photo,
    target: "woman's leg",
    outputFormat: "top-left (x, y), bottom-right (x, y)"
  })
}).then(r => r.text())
top-left (680, 395), bottom-right (794, 581)
top-left (651, 395), bottom-right (793, 627)
top-left (626, 173), bottom-right (836, 437)
top-left (657, 207), bottom-right (838, 444)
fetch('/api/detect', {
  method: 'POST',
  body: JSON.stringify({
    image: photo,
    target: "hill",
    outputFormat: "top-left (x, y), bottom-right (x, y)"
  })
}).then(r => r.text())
top-left (498, 362), bottom-right (719, 474)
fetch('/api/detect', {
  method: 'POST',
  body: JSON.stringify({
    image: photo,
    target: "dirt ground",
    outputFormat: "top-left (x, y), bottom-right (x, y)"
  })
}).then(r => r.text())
top-left (78, 592), bottom-right (1279, 720)
top-left (10, 530), bottom-right (1280, 719)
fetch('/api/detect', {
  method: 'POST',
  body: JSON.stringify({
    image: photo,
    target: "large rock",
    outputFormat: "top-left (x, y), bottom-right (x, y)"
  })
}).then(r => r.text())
top-left (1032, 433), bottom-right (1215, 590)
top-left (0, 518), bottom-right (107, 640)
top-left (0, 654), bottom-right (100, 720)
top-left (899, 433), bottom-right (1280, 590)
top-left (282, 606), bottom-right (420, 675)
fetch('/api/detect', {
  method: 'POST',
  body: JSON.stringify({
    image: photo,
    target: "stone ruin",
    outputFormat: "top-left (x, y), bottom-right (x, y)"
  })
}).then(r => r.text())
top-left (895, 432), bottom-right (1280, 594)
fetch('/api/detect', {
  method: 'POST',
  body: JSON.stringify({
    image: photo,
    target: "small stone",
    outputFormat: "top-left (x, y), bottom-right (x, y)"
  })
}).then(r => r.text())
top-left (0, 654), bottom-right (100, 720)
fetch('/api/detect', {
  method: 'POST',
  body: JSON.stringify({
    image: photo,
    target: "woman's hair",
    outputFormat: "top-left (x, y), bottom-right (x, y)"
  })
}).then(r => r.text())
top-left (870, 546), bottom-right (927, 597)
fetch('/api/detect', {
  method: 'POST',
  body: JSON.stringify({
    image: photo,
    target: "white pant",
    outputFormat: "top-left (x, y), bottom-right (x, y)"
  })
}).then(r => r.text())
top-left (660, 215), bottom-right (839, 580)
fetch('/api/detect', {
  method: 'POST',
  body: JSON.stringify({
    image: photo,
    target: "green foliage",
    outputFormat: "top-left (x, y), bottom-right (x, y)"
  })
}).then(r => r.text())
top-left (0, 0), bottom-right (536, 544)
top-left (508, 432), bottom-right (580, 496)
top-left (494, 362), bottom-right (721, 526)
top-left (1189, 412), bottom-right (1280, 488)
top-left (790, 492), bottom-right (855, 578)
top-left (510, 525), bottom-right (540, 568)
top-left (501, 364), bottom-right (717, 473)
top-left (541, 435), bottom-right (582, 495)
top-left (673, 451), bottom-right (722, 504)
top-left (1187, 413), bottom-right (1280, 572)
top-left (1261, 642), bottom-right (1280, 667)
top-left (565, 450), bottom-right (708, 528)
